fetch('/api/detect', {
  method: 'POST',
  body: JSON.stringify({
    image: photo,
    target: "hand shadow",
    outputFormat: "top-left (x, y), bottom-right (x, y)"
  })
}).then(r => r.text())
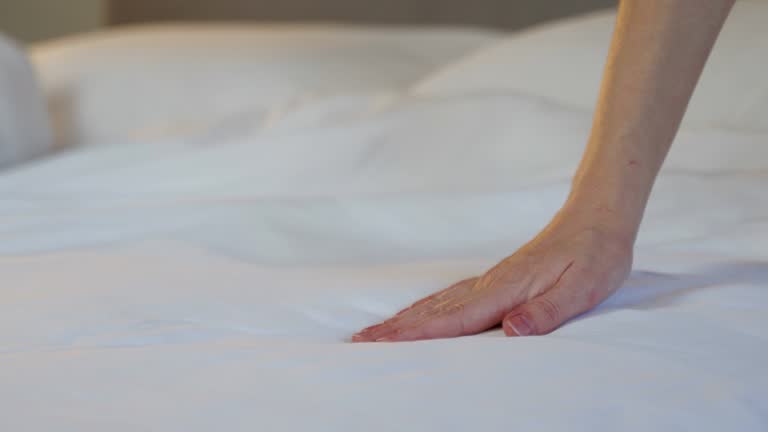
top-left (583, 260), bottom-right (768, 318)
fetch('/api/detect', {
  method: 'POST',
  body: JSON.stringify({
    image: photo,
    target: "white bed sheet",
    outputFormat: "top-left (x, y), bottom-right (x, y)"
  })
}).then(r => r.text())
top-left (3, 19), bottom-right (768, 432)
top-left (29, 25), bottom-right (497, 150)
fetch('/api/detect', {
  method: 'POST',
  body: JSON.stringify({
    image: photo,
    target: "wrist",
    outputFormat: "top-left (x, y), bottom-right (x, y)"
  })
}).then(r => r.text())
top-left (558, 184), bottom-right (645, 245)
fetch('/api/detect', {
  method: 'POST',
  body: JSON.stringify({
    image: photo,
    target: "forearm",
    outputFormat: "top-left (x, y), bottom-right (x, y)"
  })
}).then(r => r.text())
top-left (567, 0), bottom-right (734, 240)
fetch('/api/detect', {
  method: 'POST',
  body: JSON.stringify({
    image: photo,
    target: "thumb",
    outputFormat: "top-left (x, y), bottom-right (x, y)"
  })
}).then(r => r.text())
top-left (502, 281), bottom-right (592, 337)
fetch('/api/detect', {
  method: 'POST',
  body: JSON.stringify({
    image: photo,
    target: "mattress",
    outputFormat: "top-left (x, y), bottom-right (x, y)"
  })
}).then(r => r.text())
top-left (2, 7), bottom-right (768, 431)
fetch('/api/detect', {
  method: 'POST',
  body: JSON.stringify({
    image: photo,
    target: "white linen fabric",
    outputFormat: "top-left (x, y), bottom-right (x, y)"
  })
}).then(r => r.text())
top-left (2, 14), bottom-right (767, 432)
top-left (29, 25), bottom-right (496, 149)
top-left (0, 34), bottom-right (51, 169)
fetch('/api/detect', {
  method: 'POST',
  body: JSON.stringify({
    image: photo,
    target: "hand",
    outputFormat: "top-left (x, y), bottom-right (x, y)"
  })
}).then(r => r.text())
top-left (351, 209), bottom-right (634, 342)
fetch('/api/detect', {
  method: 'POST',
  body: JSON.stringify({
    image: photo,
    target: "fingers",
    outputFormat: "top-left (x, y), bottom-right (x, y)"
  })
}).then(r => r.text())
top-left (376, 289), bottom-right (507, 342)
top-left (352, 258), bottom-right (614, 341)
top-left (352, 226), bottom-right (633, 342)
top-left (393, 277), bottom-right (478, 317)
top-left (351, 277), bottom-right (482, 342)
top-left (501, 269), bottom-right (602, 337)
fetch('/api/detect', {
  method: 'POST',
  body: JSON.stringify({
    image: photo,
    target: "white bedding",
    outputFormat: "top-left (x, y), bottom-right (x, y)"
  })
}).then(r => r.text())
top-left (29, 25), bottom-right (496, 150)
top-left (2, 7), bottom-right (768, 432)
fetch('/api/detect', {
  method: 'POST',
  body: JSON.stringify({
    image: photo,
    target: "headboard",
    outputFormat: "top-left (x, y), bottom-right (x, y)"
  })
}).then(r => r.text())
top-left (109, 0), bottom-right (616, 30)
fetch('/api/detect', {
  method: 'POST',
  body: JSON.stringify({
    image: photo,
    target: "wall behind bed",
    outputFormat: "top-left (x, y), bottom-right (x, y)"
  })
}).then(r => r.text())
top-left (1, 0), bottom-right (617, 42)
top-left (109, 0), bottom-right (616, 30)
top-left (0, 0), bottom-right (105, 42)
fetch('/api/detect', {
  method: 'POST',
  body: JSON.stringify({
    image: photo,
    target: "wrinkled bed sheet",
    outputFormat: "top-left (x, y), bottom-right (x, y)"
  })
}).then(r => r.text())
top-left (2, 25), bottom-right (768, 432)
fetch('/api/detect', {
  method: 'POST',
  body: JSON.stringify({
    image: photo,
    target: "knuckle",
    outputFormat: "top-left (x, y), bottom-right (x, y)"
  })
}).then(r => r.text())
top-left (446, 302), bottom-right (465, 314)
top-left (536, 298), bottom-right (561, 324)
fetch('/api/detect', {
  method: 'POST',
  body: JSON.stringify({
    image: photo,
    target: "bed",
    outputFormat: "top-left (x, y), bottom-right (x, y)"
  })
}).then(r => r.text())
top-left (2, 0), bottom-right (767, 430)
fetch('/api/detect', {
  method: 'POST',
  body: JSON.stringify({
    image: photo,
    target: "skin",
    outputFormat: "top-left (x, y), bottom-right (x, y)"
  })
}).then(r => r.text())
top-left (352, 0), bottom-right (735, 343)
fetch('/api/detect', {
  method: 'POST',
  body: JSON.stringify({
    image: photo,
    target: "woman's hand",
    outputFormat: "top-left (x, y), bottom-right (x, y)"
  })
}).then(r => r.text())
top-left (352, 207), bottom-right (633, 342)
top-left (352, 0), bottom-right (734, 343)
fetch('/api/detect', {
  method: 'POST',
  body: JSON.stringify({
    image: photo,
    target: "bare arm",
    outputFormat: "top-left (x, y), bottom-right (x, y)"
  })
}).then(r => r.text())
top-left (569, 0), bottom-right (735, 240)
top-left (353, 0), bottom-right (735, 343)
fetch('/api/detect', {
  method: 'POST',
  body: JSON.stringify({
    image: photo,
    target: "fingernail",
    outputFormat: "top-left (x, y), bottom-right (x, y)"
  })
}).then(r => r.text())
top-left (505, 314), bottom-right (534, 337)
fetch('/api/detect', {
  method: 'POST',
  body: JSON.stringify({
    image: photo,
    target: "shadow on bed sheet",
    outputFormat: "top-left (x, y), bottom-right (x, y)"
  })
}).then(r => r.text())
top-left (586, 261), bottom-right (768, 316)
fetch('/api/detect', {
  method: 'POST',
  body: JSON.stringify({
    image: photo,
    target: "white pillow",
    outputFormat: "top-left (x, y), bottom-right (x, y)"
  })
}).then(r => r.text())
top-left (0, 34), bottom-right (52, 169)
top-left (414, 1), bottom-right (768, 131)
top-left (29, 24), bottom-right (495, 148)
